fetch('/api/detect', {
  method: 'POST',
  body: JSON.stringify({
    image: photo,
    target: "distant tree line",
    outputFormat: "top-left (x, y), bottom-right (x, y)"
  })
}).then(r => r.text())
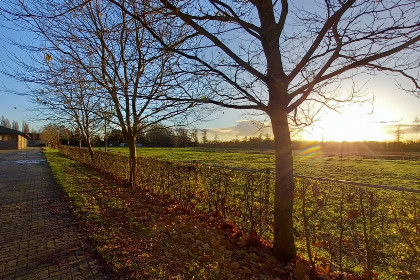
top-left (107, 126), bottom-right (199, 148)
top-left (43, 121), bottom-right (420, 153)
top-left (1, 115), bottom-right (32, 134)
top-left (315, 141), bottom-right (420, 154)
top-left (204, 137), bottom-right (420, 153)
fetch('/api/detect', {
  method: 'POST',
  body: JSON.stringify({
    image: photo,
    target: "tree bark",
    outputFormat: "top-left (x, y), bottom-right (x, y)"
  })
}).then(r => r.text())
top-left (83, 125), bottom-right (95, 163)
top-left (104, 119), bottom-right (108, 152)
top-left (127, 135), bottom-right (137, 187)
top-left (270, 109), bottom-right (296, 263)
top-left (86, 138), bottom-right (95, 163)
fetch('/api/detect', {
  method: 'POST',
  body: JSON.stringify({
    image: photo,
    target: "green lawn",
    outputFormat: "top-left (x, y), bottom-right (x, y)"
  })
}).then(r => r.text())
top-left (106, 147), bottom-right (420, 189)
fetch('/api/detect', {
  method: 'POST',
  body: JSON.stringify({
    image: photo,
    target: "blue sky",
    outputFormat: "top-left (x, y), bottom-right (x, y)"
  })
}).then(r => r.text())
top-left (0, 14), bottom-right (43, 131)
top-left (1, 5), bottom-right (420, 141)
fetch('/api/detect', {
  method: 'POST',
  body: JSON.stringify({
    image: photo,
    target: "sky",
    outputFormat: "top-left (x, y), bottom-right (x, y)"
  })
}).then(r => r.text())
top-left (0, 13), bottom-right (43, 131)
top-left (199, 74), bottom-right (420, 143)
top-left (1, 6), bottom-right (420, 142)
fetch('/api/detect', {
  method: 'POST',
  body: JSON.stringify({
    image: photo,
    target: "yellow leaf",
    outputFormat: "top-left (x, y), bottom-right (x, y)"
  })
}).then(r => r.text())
top-left (45, 53), bottom-right (52, 62)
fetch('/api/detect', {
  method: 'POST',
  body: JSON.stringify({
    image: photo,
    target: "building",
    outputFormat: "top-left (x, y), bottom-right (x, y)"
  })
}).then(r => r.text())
top-left (0, 126), bottom-right (30, 150)
top-left (27, 132), bottom-right (46, 147)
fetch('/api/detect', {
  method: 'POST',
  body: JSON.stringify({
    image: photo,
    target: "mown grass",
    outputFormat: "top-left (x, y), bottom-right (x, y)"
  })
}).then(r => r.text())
top-left (107, 147), bottom-right (420, 189)
top-left (43, 148), bottom-right (131, 276)
top-left (44, 148), bottom-right (100, 219)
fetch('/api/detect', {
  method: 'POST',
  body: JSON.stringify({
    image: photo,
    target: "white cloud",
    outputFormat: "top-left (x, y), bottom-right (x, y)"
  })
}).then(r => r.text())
top-left (205, 119), bottom-right (273, 141)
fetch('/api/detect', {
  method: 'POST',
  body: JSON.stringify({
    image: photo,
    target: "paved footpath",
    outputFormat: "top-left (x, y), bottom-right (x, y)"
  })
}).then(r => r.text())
top-left (0, 149), bottom-right (110, 280)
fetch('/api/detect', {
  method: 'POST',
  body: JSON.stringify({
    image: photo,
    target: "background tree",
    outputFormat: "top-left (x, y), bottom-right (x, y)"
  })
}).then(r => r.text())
top-left (1, 116), bottom-right (11, 128)
top-left (414, 116), bottom-right (420, 142)
top-left (110, 0), bottom-right (420, 261)
top-left (190, 128), bottom-right (199, 146)
top-left (99, 101), bottom-right (114, 151)
top-left (11, 120), bottom-right (19, 131)
top-left (173, 127), bottom-right (193, 147)
top-left (144, 125), bottom-right (174, 147)
top-left (395, 124), bottom-right (403, 144)
top-left (40, 123), bottom-right (61, 148)
top-left (201, 129), bottom-right (208, 145)
top-left (108, 128), bottom-right (125, 147)
top-left (59, 125), bottom-right (72, 146)
top-left (22, 121), bottom-right (30, 134)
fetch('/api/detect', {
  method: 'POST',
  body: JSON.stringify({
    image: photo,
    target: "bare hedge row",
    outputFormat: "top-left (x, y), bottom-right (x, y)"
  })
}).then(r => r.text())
top-left (58, 146), bottom-right (419, 279)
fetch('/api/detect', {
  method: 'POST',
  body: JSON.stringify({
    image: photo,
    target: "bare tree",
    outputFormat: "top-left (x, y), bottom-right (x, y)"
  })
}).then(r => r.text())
top-left (108, 0), bottom-right (420, 261)
top-left (4, 0), bottom-right (199, 186)
top-left (33, 59), bottom-right (103, 160)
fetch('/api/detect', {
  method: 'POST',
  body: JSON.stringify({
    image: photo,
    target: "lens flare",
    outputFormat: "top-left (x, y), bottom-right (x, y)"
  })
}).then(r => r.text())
top-left (296, 143), bottom-right (322, 159)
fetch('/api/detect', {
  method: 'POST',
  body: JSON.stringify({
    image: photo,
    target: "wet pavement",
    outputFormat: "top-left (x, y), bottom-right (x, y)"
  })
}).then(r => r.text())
top-left (0, 148), bottom-right (109, 280)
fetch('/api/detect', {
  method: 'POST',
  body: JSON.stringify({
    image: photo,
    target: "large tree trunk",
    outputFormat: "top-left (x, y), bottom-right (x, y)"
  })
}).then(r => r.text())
top-left (270, 110), bottom-right (296, 263)
top-left (86, 139), bottom-right (95, 163)
top-left (104, 119), bottom-right (108, 152)
top-left (127, 135), bottom-right (137, 187)
top-left (77, 130), bottom-right (82, 148)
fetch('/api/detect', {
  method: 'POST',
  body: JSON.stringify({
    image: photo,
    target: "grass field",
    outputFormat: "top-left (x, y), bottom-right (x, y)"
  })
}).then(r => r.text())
top-left (106, 147), bottom-right (420, 189)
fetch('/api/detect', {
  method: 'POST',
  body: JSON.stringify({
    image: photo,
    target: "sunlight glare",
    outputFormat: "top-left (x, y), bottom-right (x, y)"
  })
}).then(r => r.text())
top-left (315, 105), bottom-right (393, 142)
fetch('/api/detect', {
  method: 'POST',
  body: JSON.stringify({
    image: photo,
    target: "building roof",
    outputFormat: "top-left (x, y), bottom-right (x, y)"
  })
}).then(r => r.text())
top-left (0, 126), bottom-right (30, 139)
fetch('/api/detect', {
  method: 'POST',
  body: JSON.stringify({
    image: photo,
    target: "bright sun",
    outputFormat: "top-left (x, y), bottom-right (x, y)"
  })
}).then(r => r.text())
top-left (304, 104), bottom-right (395, 142)
top-left (321, 115), bottom-right (389, 142)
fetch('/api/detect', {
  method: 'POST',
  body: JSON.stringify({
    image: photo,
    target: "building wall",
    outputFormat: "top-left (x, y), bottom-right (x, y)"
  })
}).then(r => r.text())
top-left (0, 134), bottom-right (26, 150)
top-left (17, 135), bottom-right (27, 149)
top-left (0, 141), bottom-right (18, 149)
top-left (28, 140), bottom-right (46, 147)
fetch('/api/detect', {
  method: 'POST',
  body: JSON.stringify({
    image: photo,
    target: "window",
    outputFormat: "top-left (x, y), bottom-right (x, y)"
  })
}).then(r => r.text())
top-left (0, 135), bottom-right (12, 141)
